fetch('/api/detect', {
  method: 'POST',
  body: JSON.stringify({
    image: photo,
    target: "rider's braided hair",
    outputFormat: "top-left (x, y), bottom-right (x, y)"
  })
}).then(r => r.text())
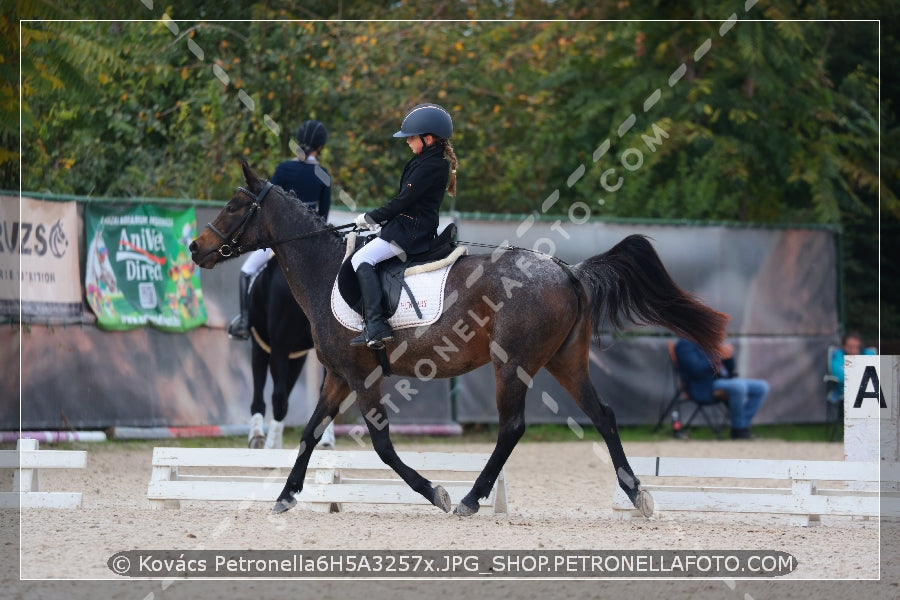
top-left (440, 138), bottom-right (458, 197)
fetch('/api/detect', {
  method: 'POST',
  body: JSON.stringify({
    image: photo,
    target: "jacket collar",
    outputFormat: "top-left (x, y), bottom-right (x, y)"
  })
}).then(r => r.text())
top-left (415, 142), bottom-right (444, 160)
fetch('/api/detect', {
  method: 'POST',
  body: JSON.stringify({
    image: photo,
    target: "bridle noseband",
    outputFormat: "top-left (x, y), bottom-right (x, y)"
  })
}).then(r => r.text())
top-left (206, 181), bottom-right (274, 258)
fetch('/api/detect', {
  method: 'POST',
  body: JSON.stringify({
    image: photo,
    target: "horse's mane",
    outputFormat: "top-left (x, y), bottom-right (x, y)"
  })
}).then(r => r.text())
top-left (269, 182), bottom-right (346, 249)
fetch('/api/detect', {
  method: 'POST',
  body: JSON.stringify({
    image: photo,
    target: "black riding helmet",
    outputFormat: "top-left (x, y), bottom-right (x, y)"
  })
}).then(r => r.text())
top-left (392, 104), bottom-right (453, 140)
top-left (296, 119), bottom-right (328, 152)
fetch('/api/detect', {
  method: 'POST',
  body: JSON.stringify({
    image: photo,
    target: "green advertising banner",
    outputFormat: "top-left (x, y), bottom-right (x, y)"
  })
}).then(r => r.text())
top-left (84, 204), bottom-right (207, 331)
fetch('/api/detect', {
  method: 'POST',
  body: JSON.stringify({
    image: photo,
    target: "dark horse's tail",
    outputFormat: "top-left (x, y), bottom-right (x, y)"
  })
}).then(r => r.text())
top-left (571, 234), bottom-right (728, 357)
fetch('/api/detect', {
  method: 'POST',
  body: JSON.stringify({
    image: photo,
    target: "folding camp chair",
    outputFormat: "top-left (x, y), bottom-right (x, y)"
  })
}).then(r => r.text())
top-left (653, 341), bottom-right (731, 439)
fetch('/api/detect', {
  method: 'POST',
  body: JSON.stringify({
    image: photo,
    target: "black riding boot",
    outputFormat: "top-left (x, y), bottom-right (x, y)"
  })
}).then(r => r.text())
top-left (350, 263), bottom-right (394, 348)
top-left (227, 272), bottom-right (252, 340)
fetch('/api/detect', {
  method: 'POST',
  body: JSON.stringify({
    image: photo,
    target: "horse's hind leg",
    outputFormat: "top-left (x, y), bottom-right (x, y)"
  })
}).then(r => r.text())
top-left (456, 364), bottom-right (527, 516)
top-left (358, 391), bottom-right (452, 513)
top-left (545, 338), bottom-right (654, 517)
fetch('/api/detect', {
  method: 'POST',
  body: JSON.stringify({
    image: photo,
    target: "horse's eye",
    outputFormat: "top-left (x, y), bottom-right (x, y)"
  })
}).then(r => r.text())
top-left (226, 201), bottom-right (239, 214)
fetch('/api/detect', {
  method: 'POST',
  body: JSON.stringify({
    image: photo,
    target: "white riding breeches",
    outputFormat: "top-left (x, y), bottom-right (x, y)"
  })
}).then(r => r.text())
top-left (240, 248), bottom-right (273, 275)
top-left (350, 237), bottom-right (405, 271)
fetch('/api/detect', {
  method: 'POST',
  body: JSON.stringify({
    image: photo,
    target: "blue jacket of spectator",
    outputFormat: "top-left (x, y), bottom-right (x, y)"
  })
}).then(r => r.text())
top-left (675, 338), bottom-right (735, 404)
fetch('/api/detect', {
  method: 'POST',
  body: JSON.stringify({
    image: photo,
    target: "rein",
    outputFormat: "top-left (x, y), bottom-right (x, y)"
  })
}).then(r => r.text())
top-left (250, 222), bottom-right (357, 254)
top-left (456, 240), bottom-right (571, 267)
top-left (206, 181), bottom-right (355, 258)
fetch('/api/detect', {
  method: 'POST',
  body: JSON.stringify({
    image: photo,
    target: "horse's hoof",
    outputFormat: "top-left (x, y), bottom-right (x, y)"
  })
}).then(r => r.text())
top-left (635, 488), bottom-right (654, 518)
top-left (249, 436), bottom-right (265, 449)
top-left (431, 485), bottom-right (451, 513)
top-left (271, 497), bottom-right (297, 515)
top-left (453, 500), bottom-right (479, 517)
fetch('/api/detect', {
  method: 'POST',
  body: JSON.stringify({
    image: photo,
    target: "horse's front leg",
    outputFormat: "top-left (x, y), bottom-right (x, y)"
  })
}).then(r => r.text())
top-left (272, 370), bottom-right (345, 514)
top-left (456, 364), bottom-right (527, 516)
top-left (358, 390), bottom-right (452, 513)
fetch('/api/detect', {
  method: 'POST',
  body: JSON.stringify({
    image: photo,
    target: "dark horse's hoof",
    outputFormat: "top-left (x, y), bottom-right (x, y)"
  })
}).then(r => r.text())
top-left (249, 436), bottom-right (265, 449)
top-left (431, 485), bottom-right (451, 513)
top-left (272, 497), bottom-right (297, 515)
top-left (635, 488), bottom-right (654, 518)
top-left (619, 467), bottom-right (653, 517)
top-left (453, 499), bottom-right (480, 517)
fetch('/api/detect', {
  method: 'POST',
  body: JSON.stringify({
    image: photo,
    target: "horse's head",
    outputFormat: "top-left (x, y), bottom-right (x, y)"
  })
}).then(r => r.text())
top-left (190, 161), bottom-right (272, 269)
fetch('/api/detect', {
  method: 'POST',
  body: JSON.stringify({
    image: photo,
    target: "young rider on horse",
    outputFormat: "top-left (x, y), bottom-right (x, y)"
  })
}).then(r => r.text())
top-left (228, 119), bottom-right (331, 340)
top-left (351, 103), bottom-right (459, 348)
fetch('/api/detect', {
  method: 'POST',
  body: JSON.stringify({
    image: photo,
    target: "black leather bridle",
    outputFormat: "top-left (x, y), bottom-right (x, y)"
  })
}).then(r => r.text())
top-left (205, 181), bottom-right (274, 258)
top-left (205, 180), bottom-right (355, 258)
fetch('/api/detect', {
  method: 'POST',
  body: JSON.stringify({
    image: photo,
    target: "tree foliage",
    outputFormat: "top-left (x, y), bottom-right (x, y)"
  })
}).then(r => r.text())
top-left (3, 0), bottom-right (895, 342)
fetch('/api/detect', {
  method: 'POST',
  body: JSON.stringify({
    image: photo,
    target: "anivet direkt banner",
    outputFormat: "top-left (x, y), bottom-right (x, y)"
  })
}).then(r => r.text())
top-left (84, 204), bottom-right (207, 331)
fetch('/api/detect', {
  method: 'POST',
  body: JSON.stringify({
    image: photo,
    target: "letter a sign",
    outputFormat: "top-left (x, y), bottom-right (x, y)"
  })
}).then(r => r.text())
top-left (843, 354), bottom-right (888, 463)
top-left (845, 355), bottom-right (885, 419)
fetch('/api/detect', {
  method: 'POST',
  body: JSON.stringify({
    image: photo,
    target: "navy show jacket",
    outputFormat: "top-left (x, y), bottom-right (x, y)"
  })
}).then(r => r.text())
top-left (367, 142), bottom-right (449, 256)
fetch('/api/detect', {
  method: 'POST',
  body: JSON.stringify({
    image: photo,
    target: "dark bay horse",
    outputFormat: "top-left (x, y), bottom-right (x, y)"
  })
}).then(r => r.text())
top-left (246, 258), bottom-right (314, 449)
top-left (190, 162), bottom-right (728, 516)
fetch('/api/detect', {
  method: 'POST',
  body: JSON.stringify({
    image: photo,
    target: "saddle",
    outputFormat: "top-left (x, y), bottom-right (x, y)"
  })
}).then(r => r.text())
top-left (337, 223), bottom-right (460, 319)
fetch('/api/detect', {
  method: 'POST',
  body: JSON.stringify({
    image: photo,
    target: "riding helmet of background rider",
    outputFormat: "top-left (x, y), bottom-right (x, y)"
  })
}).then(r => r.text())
top-left (272, 118), bottom-right (331, 219)
top-left (295, 119), bottom-right (328, 161)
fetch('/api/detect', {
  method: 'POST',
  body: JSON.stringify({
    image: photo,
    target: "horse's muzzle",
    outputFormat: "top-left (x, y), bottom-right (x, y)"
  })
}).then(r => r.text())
top-left (188, 239), bottom-right (220, 269)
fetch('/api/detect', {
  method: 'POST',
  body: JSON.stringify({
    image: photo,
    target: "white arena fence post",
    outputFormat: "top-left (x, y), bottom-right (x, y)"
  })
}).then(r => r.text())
top-left (0, 438), bottom-right (87, 509)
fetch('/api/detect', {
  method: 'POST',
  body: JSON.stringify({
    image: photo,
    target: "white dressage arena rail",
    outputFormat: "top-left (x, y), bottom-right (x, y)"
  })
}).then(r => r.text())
top-left (0, 438), bottom-right (87, 509)
top-left (612, 456), bottom-right (879, 526)
top-left (147, 448), bottom-right (508, 514)
top-left (613, 355), bottom-right (900, 526)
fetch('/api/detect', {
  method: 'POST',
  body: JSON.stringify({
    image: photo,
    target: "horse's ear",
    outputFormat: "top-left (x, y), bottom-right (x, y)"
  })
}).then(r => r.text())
top-left (240, 160), bottom-right (260, 187)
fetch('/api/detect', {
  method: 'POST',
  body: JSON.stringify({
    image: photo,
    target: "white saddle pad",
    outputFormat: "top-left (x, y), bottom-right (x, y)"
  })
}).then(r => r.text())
top-left (331, 252), bottom-right (464, 332)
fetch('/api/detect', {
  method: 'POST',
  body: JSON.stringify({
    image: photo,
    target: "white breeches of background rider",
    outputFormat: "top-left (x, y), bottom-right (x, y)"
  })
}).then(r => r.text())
top-left (240, 248), bottom-right (273, 275)
top-left (350, 237), bottom-right (405, 271)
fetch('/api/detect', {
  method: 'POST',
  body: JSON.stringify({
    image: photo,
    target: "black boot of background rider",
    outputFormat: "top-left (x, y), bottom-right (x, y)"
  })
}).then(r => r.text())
top-left (227, 272), bottom-right (252, 340)
top-left (350, 263), bottom-right (394, 348)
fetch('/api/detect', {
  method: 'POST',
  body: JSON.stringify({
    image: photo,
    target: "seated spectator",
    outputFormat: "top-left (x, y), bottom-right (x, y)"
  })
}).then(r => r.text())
top-left (674, 338), bottom-right (769, 440)
top-left (829, 331), bottom-right (877, 403)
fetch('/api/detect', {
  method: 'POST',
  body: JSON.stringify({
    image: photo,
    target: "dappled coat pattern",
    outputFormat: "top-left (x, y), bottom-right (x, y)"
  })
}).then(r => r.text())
top-left (190, 161), bottom-right (728, 517)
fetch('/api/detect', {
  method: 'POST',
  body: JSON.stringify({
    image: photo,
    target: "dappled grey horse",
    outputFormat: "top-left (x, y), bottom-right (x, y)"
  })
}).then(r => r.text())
top-left (190, 161), bottom-right (728, 516)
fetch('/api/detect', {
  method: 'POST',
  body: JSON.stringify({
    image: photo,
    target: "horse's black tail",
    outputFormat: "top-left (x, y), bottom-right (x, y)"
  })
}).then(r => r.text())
top-left (571, 234), bottom-right (729, 357)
